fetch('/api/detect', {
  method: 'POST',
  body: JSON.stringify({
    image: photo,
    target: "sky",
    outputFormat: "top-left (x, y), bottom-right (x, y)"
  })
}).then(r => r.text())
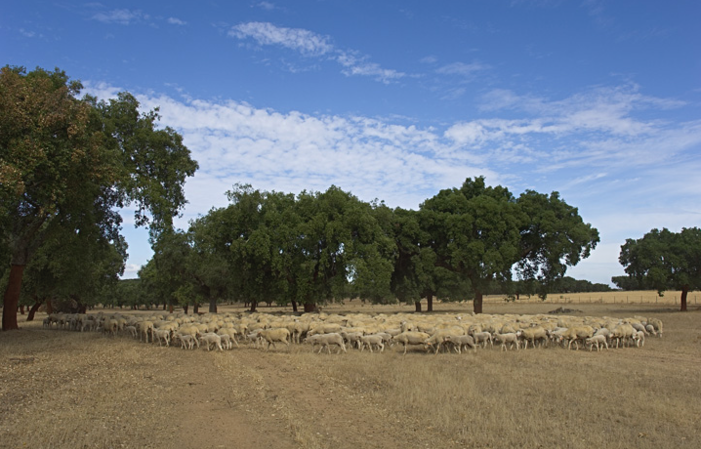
top-left (2, 0), bottom-right (701, 285)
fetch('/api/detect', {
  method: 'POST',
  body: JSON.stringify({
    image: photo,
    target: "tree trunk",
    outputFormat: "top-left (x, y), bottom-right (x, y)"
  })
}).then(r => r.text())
top-left (19, 305), bottom-right (25, 315)
top-left (162, 302), bottom-right (166, 310)
top-left (681, 287), bottom-right (688, 312)
top-left (249, 300), bottom-right (257, 313)
top-left (291, 300), bottom-right (298, 313)
top-left (426, 295), bottom-right (433, 312)
top-left (193, 303), bottom-right (199, 314)
top-left (303, 303), bottom-right (317, 313)
top-left (209, 298), bottom-right (218, 314)
top-left (46, 297), bottom-right (53, 315)
top-left (414, 301), bottom-right (422, 312)
top-left (168, 303), bottom-right (174, 314)
top-left (27, 298), bottom-right (44, 322)
top-left (2, 264), bottom-right (26, 331)
top-left (473, 290), bottom-right (483, 314)
top-left (183, 305), bottom-right (189, 314)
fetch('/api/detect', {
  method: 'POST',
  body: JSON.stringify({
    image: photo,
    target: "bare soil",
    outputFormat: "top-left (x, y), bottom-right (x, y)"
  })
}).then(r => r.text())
top-left (1, 299), bottom-right (700, 449)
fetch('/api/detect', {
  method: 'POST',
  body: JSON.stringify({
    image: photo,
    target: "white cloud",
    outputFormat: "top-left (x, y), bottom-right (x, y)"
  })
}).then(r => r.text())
top-left (229, 21), bottom-right (333, 56)
top-left (436, 61), bottom-right (490, 77)
top-left (229, 21), bottom-right (406, 83)
top-left (91, 9), bottom-right (146, 25)
top-left (167, 17), bottom-right (187, 26)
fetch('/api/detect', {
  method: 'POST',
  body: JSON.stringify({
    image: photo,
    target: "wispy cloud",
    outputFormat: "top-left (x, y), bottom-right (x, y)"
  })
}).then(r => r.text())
top-left (229, 21), bottom-right (406, 83)
top-left (230, 21), bottom-right (333, 56)
top-left (167, 17), bottom-right (187, 26)
top-left (436, 61), bottom-right (490, 78)
top-left (91, 9), bottom-right (147, 25)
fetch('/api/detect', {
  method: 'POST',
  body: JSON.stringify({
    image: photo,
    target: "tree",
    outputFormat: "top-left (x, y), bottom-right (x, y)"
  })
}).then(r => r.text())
top-left (419, 177), bottom-right (598, 313)
top-left (619, 227), bottom-right (701, 311)
top-left (0, 66), bottom-right (197, 330)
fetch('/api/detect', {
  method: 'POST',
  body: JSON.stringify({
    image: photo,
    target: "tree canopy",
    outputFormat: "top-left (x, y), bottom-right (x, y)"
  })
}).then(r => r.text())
top-left (0, 66), bottom-right (198, 330)
top-left (618, 227), bottom-right (701, 311)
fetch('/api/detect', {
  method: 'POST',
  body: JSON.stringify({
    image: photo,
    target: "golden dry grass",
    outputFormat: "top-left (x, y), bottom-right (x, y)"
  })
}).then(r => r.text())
top-left (1, 292), bottom-right (700, 449)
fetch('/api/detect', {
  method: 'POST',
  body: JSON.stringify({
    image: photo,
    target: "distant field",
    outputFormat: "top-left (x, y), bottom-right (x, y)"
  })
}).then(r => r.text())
top-left (1, 298), bottom-right (700, 449)
top-left (482, 290), bottom-right (701, 306)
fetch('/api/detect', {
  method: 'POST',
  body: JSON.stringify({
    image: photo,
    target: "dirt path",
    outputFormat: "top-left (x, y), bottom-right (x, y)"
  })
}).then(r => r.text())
top-left (174, 347), bottom-right (428, 449)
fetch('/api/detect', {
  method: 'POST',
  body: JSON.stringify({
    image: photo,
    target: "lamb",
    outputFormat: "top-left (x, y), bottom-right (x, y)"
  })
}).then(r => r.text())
top-left (494, 332), bottom-right (521, 351)
top-left (341, 331), bottom-right (365, 350)
top-left (444, 334), bottom-right (476, 354)
top-left (198, 333), bottom-right (223, 351)
top-left (632, 330), bottom-right (645, 347)
top-left (304, 333), bottom-right (347, 354)
top-left (472, 331), bottom-right (493, 349)
top-left (645, 324), bottom-right (657, 336)
top-left (258, 328), bottom-right (291, 350)
top-left (392, 332), bottom-right (430, 355)
top-left (217, 328), bottom-right (240, 347)
top-left (647, 318), bottom-right (663, 337)
top-left (178, 334), bottom-right (197, 350)
top-left (218, 334), bottom-right (234, 350)
top-left (359, 334), bottom-right (385, 353)
top-left (153, 329), bottom-right (171, 347)
top-left (124, 325), bottom-right (138, 338)
top-left (585, 334), bottom-right (609, 351)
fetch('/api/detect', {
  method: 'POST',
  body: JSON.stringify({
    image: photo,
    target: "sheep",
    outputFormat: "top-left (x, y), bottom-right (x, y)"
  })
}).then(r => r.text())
top-left (153, 329), bottom-right (171, 347)
top-left (585, 335), bottom-right (609, 351)
top-left (472, 331), bottom-right (493, 349)
top-left (610, 324), bottom-right (635, 348)
top-left (444, 334), bottom-right (476, 354)
top-left (494, 332), bottom-right (521, 351)
top-left (137, 321), bottom-right (155, 343)
top-left (178, 334), bottom-right (197, 350)
top-left (562, 326), bottom-right (595, 350)
top-left (258, 328), bottom-right (291, 350)
top-left (632, 330), bottom-right (645, 347)
top-left (304, 333), bottom-right (347, 354)
top-left (392, 332), bottom-right (430, 355)
top-left (647, 318), bottom-right (664, 337)
top-left (359, 334), bottom-right (385, 353)
top-left (340, 331), bottom-right (365, 350)
top-left (520, 327), bottom-right (548, 349)
top-left (217, 328), bottom-right (240, 347)
top-left (425, 328), bottom-right (465, 354)
top-left (218, 334), bottom-right (234, 350)
top-left (645, 324), bottom-right (657, 336)
top-left (198, 333), bottom-right (223, 351)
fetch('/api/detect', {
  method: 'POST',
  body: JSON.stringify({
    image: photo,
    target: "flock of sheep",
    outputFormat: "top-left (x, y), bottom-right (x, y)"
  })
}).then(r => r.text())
top-left (41, 309), bottom-right (663, 355)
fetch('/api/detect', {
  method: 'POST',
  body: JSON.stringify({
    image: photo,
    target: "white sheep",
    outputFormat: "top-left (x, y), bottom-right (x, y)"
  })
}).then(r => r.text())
top-left (392, 332), bottom-right (430, 355)
top-left (445, 334), bottom-right (476, 354)
top-left (359, 334), bottom-right (385, 353)
top-left (472, 331), bottom-right (493, 349)
top-left (520, 327), bottom-right (548, 349)
top-left (258, 328), bottom-right (291, 350)
top-left (495, 332), bottom-right (521, 351)
top-left (153, 329), bottom-right (171, 347)
top-left (585, 335), bottom-right (608, 351)
top-left (304, 333), bottom-right (347, 354)
top-left (178, 334), bottom-right (196, 350)
top-left (198, 333), bottom-right (223, 351)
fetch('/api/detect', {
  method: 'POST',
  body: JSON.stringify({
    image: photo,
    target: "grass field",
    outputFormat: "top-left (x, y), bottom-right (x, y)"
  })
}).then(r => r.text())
top-left (1, 291), bottom-right (700, 449)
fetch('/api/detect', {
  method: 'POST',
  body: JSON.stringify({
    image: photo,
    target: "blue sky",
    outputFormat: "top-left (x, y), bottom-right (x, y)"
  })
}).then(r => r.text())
top-left (3, 1), bottom-right (700, 285)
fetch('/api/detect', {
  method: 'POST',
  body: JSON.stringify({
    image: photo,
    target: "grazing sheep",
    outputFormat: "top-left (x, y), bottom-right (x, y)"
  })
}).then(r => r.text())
top-left (645, 324), bottom-right (657, 336)
top-left (647, 318), bottom-right (663, 337)
top-left (258, 328), bottom-right (291, 350)
top-left (124, 325), bottom-right (138, 338)
top-left (198, 333), bottom-right (223, 351)
top-left (610, 324), bottom-right (635, 348)
top-left (305, 333), bottom-right (347, 354)
top-left (218, 334), bottom-right (234, 350)
top-left (445, 334), bottom-right (476, 354)
top-left (341, 331), bottom-right (365, 350)
top-left (495, 332), bottom-right (521, 351)
top-left (392, 332), bottom-right (430, 355)
top-left (585, 335), bottom-right (609, 351)
top-left (359, 334), bottom-right (385, 353)
top-left (217, 328), bottom-right (240, 347)
top-left (562, 326), bottom-right (595, 350)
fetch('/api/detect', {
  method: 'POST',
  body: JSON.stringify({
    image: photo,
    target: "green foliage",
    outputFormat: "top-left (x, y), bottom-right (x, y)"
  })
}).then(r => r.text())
top-left (619, 227), bottom-right (701, 306)
top-left (1, 65), bottom-right (197, 328)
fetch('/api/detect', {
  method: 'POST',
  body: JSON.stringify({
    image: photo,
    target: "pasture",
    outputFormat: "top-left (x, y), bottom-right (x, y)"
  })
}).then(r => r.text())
top-left (1, 292), bottom-right (700, 449)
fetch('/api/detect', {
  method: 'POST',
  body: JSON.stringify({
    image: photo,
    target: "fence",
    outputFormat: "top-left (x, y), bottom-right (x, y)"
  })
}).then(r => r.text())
top-left (482, 291), bottom-right (699, 306)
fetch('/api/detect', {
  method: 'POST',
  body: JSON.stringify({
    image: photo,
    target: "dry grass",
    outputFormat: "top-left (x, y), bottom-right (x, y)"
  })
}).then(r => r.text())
top-left (1, 293), bottom-right (700, 449)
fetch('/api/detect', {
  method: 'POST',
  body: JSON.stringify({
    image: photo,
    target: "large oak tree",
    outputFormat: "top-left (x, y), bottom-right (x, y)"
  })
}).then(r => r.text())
top-left (0, 66), bottom-right (197, 330)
